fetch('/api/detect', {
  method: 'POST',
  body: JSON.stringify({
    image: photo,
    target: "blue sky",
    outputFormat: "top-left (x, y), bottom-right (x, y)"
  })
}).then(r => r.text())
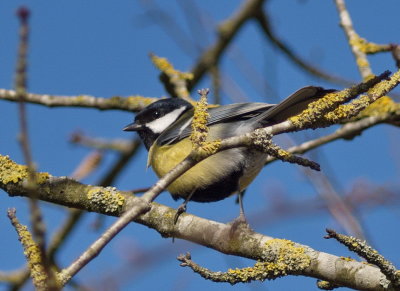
top-left (1, 1), bottom-right (399, 290)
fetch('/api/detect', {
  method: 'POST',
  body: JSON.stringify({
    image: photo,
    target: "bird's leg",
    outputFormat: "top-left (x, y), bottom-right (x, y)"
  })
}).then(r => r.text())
top-left (236, 190), bottom-right (248, 224)
top-left (174, 190), bottom-right (195, 224)
top-left (229, 190), bottom-right (251, 234)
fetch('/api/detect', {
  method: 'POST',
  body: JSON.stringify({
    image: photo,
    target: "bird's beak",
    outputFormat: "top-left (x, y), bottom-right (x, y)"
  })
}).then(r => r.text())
top-left (123, 122), bottom-right (142, 131)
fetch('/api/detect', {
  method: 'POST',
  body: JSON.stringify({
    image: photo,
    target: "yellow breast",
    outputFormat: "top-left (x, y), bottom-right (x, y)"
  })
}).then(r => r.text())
top-left (149, 138), bottom-right (266, 199)
top-left (149, 139), bottom-right (221, 196)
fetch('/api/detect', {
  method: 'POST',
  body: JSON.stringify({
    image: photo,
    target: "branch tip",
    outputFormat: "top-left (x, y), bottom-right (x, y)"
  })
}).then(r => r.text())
top-left (324, 228), bottom-right (400, 287)
top-left (317, 279), bottom-right (340, 290)
top-left (17, 6), bottom-right (30, 22)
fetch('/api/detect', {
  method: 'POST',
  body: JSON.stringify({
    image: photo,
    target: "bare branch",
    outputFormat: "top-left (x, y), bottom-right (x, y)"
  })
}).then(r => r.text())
top-left (0, 156), bottom-right (395, 290)
top-left (254, 10), bottom-right (354, 87)
top-left (189, 0), bottom-right (265, 88)
top-left (325, 229), bottom-right (400, 288)
top-left (334, 0), bottom-right (373, 79)
top-left (0, 89), bottom-right (159, 112)
top-left (7, 208), bottom-right (59, 290)
top-left (151, 54), bottom-right (193, 101)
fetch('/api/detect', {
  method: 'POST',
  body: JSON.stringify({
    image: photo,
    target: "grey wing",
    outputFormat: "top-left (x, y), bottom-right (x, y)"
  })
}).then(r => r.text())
top-left (157, 102), bottom-right (275, 145)
top-left (250, 86), bottom-right (336, 124)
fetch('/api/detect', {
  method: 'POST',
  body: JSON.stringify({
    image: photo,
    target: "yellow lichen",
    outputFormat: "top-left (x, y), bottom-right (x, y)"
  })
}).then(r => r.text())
top-left (289, 90), bottom-right (350, 128)
top-left (87, 186), bottom-right (125, 213)
top-left (194, 140), bottom-right (221, 160)
top-left (190, 91), bottom-right (210, 147)
top-left (317, 280), bottom-right (338, 290)
top-left (340, 256), bottom-right (355, 262)
top-left (57, 271), bottom-right (71, 288)
top-left (188, 90), bottom-right (223, 160)
top-left (277, 149), bottom-right (290, 159)
top-left (350, 35), bottom-right (390, 54)
top-left (75, 95), bottom-right (87, 102)
top-left (371, 70), bottom-right (400, 95)
top-left (8, 209), bottom-right (56, 289)
top-left (150, 54), bottom-right (193, 100)
top-left (123, 95), bottom-right (157, 108)
top-left (0, 155), bottom-right (49, 184)
top-left (325, 93), bottom-right (378, 121)
top-left (290, 71), bottom-right (400, 128)
top-left (18, 223), bottom-right (44, 265)
top-left (151, 55), bottom-right (193, 81)
top-left (263, 239), bottom-right (311, 273)
top-left (322, 71), bottom-right (400, 123)
top-left (356, 57), bottom-right (370, 69)
top-left (358, 96), bottom-right (400, 118)
top-left (225, 239), bottom-right (311, 283)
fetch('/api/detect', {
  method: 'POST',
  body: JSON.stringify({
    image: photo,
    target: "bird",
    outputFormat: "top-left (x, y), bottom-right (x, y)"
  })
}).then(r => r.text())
top-left (123, 86), bottom-right (333, 222)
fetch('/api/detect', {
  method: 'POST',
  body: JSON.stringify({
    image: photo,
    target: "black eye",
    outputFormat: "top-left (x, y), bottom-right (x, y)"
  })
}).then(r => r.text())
top-left (152, 111), bottom-right (160, 118)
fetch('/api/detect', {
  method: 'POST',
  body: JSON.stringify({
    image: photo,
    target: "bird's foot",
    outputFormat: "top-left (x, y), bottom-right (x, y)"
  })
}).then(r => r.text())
top-left (174, 203), bottom-right (187, 224)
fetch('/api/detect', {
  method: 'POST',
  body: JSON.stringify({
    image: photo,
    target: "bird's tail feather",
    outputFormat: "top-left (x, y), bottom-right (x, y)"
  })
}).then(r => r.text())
top-left (252, 86), bottom-right (335, 126)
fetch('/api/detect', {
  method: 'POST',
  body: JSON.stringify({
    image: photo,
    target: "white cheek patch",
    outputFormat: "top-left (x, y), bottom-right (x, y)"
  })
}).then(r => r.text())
top-left (146, 107), bottom-right (187, 134)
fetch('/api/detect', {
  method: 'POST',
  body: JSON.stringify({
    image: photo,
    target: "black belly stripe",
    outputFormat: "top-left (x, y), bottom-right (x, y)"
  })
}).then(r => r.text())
top-left (170, 167), bottom-right (243, 203)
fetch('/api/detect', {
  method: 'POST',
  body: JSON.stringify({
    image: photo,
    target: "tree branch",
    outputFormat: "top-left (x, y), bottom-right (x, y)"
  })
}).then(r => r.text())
top-left (0, 155), bottom-right (395, 290)
top-left (189, 0), bottom-right (265, 88)
top-left (254, 10), bottom-right (354, 87)
top-left (0, 89), bottom-right (159, 112)
top-left (334, 0), bottom-right (373, 79)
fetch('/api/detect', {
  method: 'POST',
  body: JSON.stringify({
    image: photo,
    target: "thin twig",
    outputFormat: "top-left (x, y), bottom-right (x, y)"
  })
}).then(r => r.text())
top-left (189, 0), bottom-right (265, 89)
top-left (391, 44), bottom-right (400, 69)
top-left (150, 54), bottom-right (193, 101)
top-left (266, 113), bottom-right (394, 165)
top-left (325, 229), bottom-right (400, 288)
top-left (69, 150), bottom-right (103, 181)
top-left (70, 132), bottom-right (137, 154)
top-left (7, 208), bottom-right (51, 290)
top-left (334, 0), bottom-right (373, 79)
top-left (47, 209), bottom-right (84, 264)
top-left (14, 7), bottom-right (56, 290)
top-left (138, 0), bottom-right (199, 57)
top-left (254, 10), bottom-right (354, 87)
top-left (177, 239), bottom-right (311, 284)
top-left (303, 168), bottom-right (365, 239)
top-left (0, 89), bottom-right (158, 112)
top-left (0, 268), bottom-right (29, 285)
top-left (210, 65), bottom-right (221, 104)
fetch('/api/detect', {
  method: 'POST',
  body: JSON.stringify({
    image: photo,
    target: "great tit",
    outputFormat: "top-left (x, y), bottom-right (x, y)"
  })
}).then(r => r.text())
top-left (123, 86), bottom-right (332, 207)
